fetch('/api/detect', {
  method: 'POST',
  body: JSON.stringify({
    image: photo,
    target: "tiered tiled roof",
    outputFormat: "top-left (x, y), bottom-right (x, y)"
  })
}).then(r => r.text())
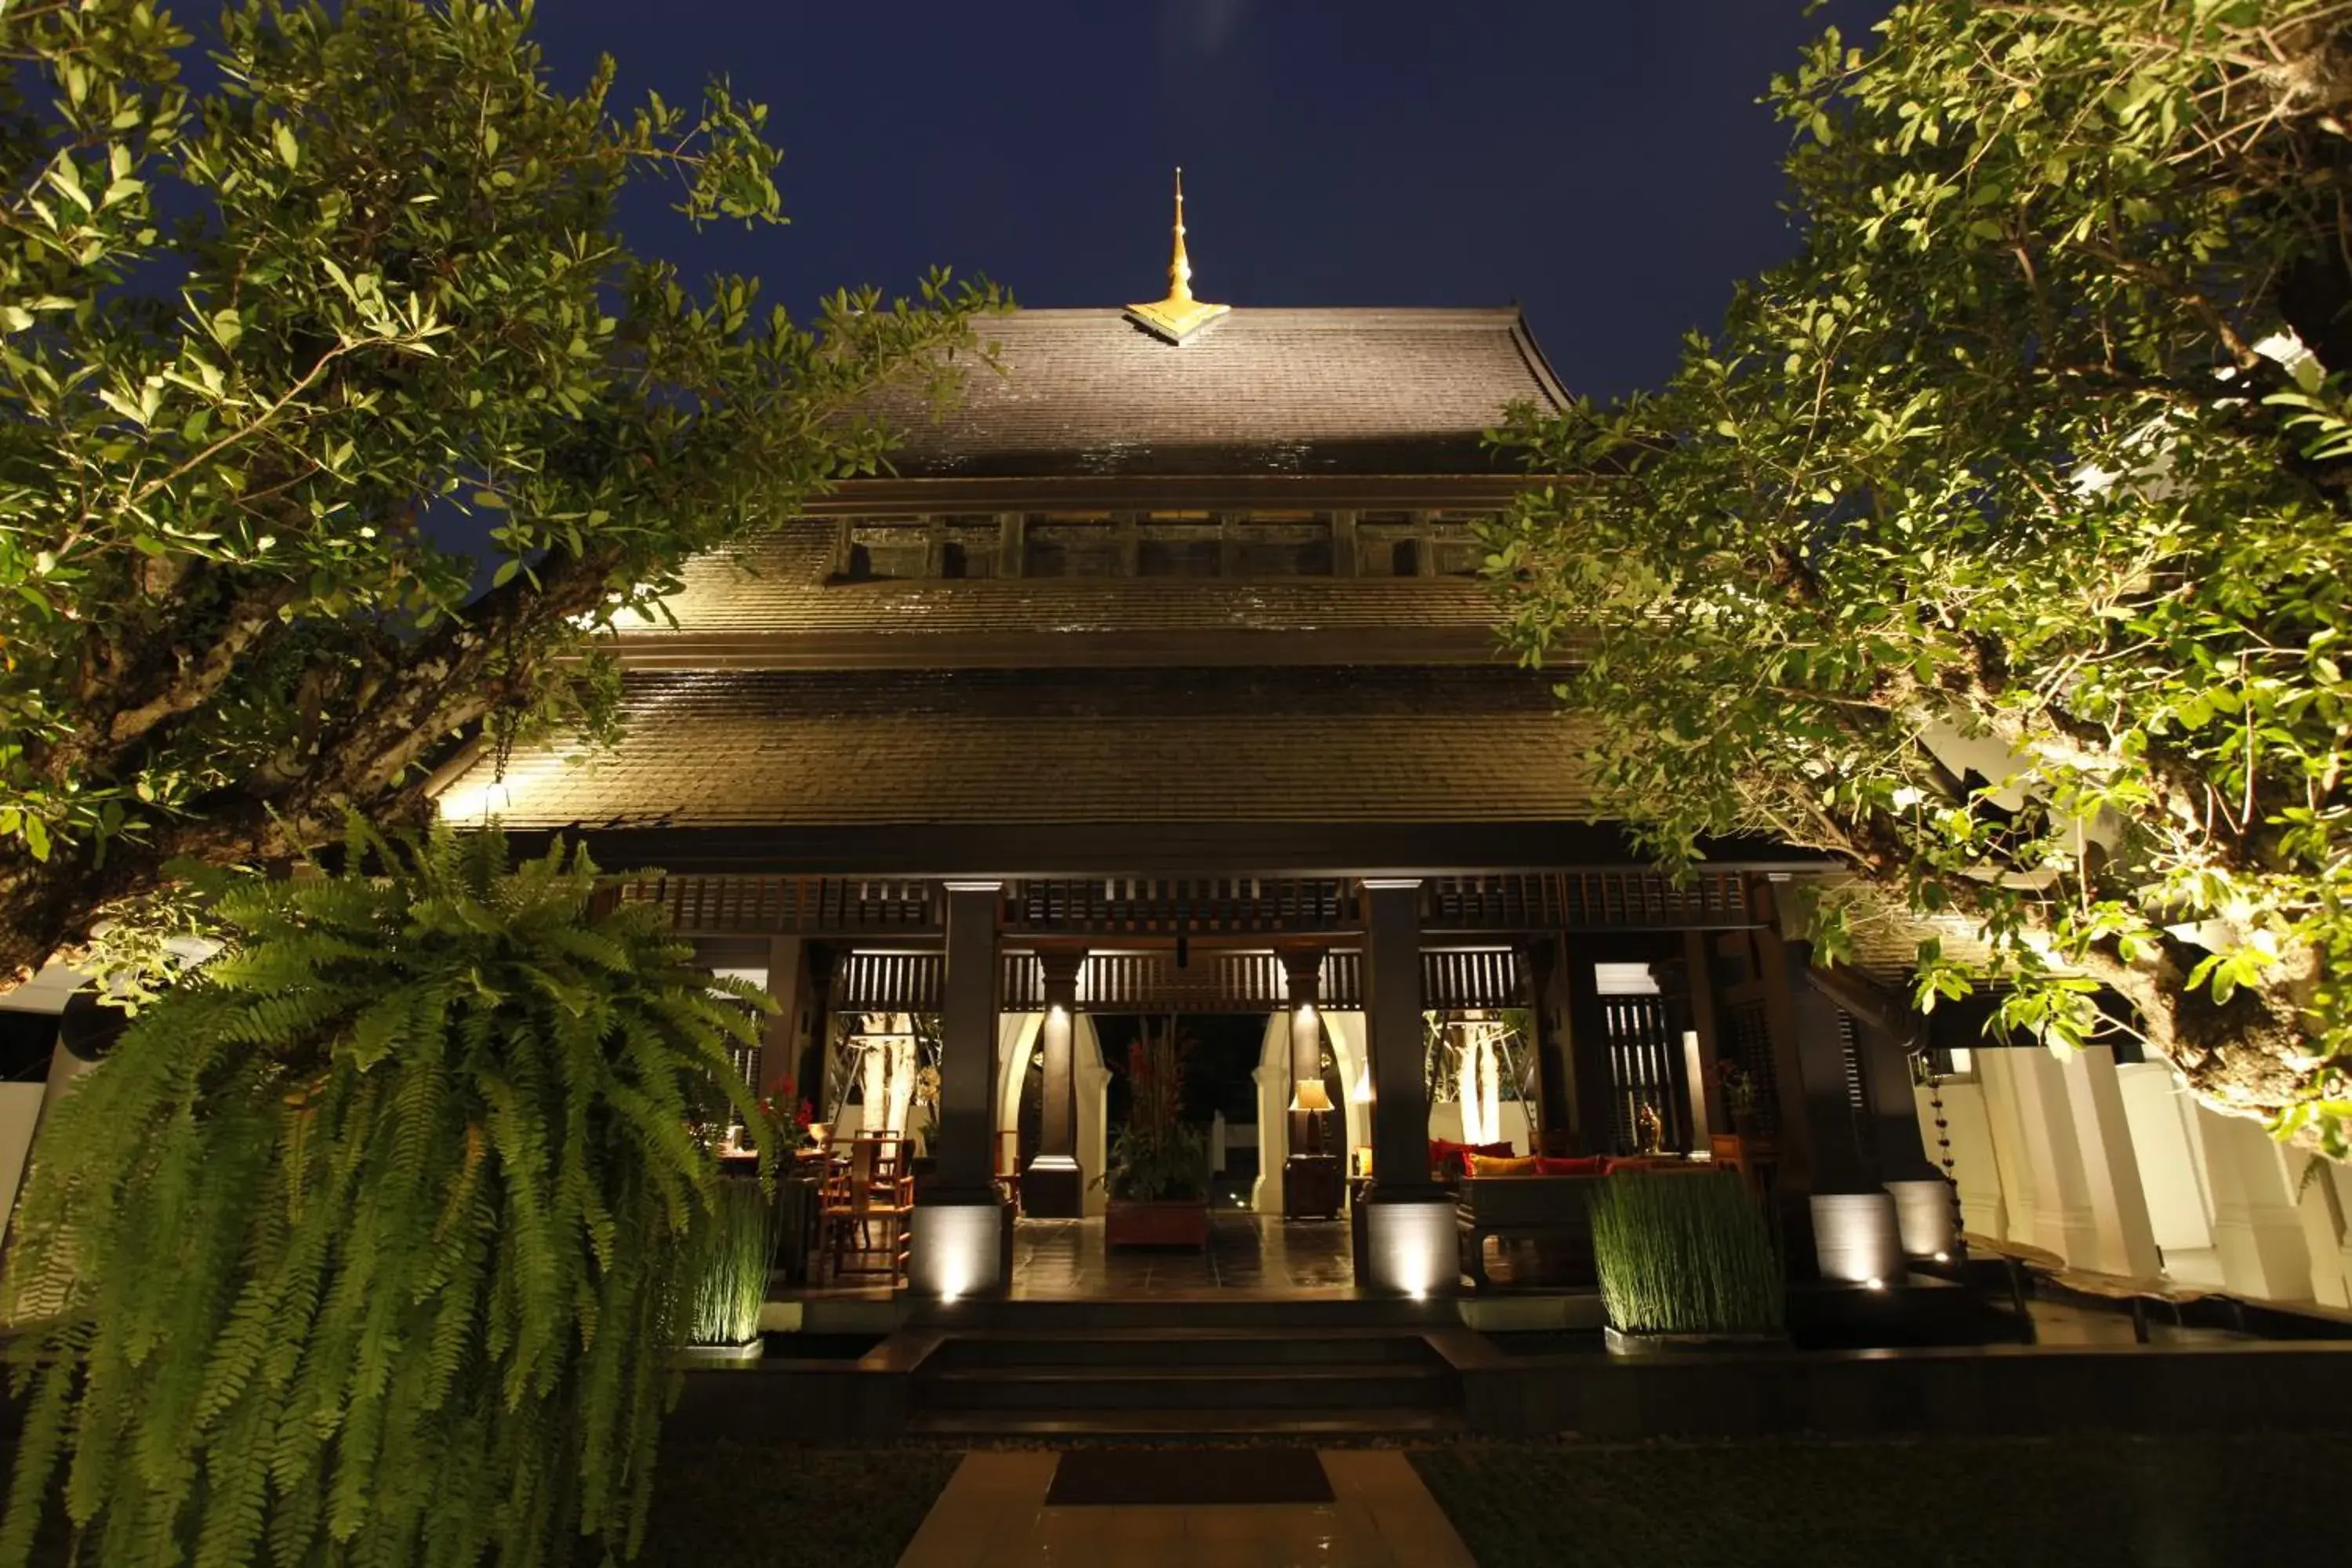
top-left (437, 305), bottom-right (1624, 855)
top-left (866, 307), bottom-right (1565, 479)
top-left (437, 667), bottom-right (1594, 830)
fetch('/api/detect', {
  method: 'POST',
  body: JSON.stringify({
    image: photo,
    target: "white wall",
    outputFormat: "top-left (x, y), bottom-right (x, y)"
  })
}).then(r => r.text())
top-left (1427, 1101), bottom-right (1532, 1156)
top-left (1911, 1079), bottom-right (2006, 1240)
top-left (0, 1083), bottom-right (43, 1240)
top-left (1251, 1014), bottom-right (1289, 1213)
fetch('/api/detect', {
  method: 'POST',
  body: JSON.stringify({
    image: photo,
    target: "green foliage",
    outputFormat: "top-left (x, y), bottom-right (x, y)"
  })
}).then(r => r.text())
top-left (1101, 1018), bottom-right (1207, 1203)
top-left (1490, 2), bottom-right (2352, 1144)
top-left (1589, 1172), bottom-right (1784, 1338)
top-left (683, 1178), bottom-right (779, 1348)
top-left (0, 822), bottom-right (773, 1568)
top-left (0, 0), bottom-right (1003, 982)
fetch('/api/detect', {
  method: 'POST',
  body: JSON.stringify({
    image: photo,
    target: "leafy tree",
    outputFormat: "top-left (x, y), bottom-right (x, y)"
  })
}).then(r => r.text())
top-left (1490, 2), bottom-right (2352, 1145)
top-left (0, 823), bottom-right (771, 1567)
top-left (0, 0), bottom-right (1000, 986)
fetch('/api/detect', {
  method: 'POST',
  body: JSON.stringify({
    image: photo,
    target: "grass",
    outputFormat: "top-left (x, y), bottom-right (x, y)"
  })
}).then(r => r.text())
top-left (639, 1443), bottom-right (962, 1568)
top-left (1588, 1171), bottom-right (1784, 1337)
top-left (1412, 1432), bottom-right (2352, 1568)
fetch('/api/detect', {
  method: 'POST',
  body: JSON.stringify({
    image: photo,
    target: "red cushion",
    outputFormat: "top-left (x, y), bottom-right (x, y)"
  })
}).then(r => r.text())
top-left (1535, 1155), bottom-right (1607, 1178)
top-left (1428, 1138), bottom-right (1469, 1178)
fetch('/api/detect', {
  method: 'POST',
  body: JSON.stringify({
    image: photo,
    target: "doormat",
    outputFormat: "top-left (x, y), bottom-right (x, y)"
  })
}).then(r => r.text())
top-left (1044, 1448), bottom-right (1334, 1507)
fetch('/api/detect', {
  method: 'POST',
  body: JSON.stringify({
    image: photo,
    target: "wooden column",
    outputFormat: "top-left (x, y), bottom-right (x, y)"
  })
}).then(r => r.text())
top-left (1519, 934), bottom-right (1573, 1151)
top-left (933, 881), bottom-right (1003, 1196)
top-left (910, 880), bottom-right (1008, 1298)
top-left (1362, 882), bottom-right (1434, 1196)
top-left (1359, 878), bottom-right (1455, 1295)
top-left (1281, 947), bottom-right (1340, 1220)
top-left (1283, 949), bottom-right (1326, 1155)
top-left (1681, 931), bottom-right (1726, 1136)
top-left (760, 935), bottom-right (813, 1106)
top-left (1563, 949), bottom-right (1620, 1155)
top-left (1023, 949), bottom-right (1086, 1217)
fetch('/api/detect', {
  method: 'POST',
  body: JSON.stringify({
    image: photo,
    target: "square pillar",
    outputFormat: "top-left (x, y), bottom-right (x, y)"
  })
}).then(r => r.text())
top-left (1360, 878), bottom-right (1454, 1297)
top-left (2008, 1044), bottom-right (2103, 1266)
top-left (910, 880), bottom-right (1007, 1299)
top-left (1519, 935), bottom-right (1574, 1149)
top-left (2194, 1104), bottom-right (2314, 1302)
top-left (1283, 949), bottom-right (1327, 1156)
top-left (2057, 1045), bottom-right (2162, 1279)
top-left (1022, 949), bottom-right (1085, 1218)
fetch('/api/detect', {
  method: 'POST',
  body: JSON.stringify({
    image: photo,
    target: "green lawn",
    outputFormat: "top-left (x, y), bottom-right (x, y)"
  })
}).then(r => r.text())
top-left (639, 1443), bottom-right (961, 1568)
top-left (1412, 1432), bottom-right (2352, 1568)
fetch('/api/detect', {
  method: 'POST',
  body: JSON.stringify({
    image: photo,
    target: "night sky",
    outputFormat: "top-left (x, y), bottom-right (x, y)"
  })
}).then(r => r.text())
top-left (530, 2), bottom-right (1893, 402)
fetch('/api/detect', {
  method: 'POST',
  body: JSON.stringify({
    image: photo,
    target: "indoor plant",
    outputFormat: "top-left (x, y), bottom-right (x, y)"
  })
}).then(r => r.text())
top-left (1101, 1018), bottom-right (1211, 1248)
top-left (1589, 1170), bottom-right (1786, 1353)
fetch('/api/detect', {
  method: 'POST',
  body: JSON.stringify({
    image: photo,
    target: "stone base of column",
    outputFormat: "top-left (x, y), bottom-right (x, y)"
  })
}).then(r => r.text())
top-left (1884, 1178), bottom-right (1959, 1259)
top-left (1021, 1154), bottom-right (1084, 1219)
top-left (1360, 1191), bottom-right (1459, 1298)
top-left (1810, 1192), bottom-right (1904, 1284)
top-left (909, 1193), bottom-right (1007, 1301)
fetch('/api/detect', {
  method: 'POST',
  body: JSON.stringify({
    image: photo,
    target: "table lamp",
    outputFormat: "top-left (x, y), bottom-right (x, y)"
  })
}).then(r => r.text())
top-left (1290, 1078), bottom-right (1334, 1156)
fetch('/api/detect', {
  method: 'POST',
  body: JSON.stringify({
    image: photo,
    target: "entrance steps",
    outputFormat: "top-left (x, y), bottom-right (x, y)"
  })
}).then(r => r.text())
top-left (906, 1294), bottom-right (1457, 1333)
top-left (898, 1315), bottom-right (1468, 1436)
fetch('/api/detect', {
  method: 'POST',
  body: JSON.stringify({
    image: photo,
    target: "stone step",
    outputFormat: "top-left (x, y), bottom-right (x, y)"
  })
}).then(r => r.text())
top-left (921, 1363), bottom-right (1454, 1413)
top-left (906, 1295), bottom-right (1454, 1332)
top-left (927, 1328), bottom-right (1443, 1370)
top-left (903, 1406), bottom-right (1467, 1439)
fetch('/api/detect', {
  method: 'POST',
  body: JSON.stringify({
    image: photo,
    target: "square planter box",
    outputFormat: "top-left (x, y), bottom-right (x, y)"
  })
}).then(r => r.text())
top-left (673, 1339), bottom-right (764, 1366)
top-left (1603, 1326), bottom-right (1791, 1356)
top-left (1105, 1198), bottom-right (1210, 1250)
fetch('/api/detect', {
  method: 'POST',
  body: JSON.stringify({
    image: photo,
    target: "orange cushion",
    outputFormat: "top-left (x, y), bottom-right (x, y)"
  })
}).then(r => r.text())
top-left (1465, 1152), bottom-right (1540, 1178)
top-left (1535, 1155), bottom-right (1607, 1178)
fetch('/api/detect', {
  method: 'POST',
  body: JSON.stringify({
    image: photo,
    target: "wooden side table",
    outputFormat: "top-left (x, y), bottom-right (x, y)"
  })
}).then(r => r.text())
top-left (1283, 1153), bottom-right (1343, 1221)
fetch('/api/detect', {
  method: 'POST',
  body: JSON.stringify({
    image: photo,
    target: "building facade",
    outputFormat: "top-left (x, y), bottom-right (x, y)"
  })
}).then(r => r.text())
top-left (431, 220), bottom-right (1951, 1297)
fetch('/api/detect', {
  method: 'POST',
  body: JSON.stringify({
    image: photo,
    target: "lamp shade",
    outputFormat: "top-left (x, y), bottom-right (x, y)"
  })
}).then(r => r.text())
top-left (1290, 1079), bottom-right (1334, 1113)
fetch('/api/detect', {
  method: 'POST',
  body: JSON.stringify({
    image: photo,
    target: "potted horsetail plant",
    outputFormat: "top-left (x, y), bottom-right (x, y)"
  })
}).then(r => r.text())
top-left (1590, 1170), bottom-right (1788, 1353)
top-left (677, 1175), bottom-right (782, 1363)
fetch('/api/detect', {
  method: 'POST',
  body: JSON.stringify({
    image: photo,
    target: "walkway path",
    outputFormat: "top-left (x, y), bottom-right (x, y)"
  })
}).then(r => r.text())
top-left (895, 1448), bottom-right (1475, 1567)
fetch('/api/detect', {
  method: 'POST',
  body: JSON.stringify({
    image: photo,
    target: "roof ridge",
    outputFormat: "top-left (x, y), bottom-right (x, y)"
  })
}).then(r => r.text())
top-left (986, 305), bottom-right (1531, 325)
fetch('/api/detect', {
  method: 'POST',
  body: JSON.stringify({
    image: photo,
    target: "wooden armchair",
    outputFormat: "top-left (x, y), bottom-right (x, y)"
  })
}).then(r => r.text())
top-left (994, 1127), bottom-right (1023, 1215)
top-left (819, 1133), bottom-right (913, 1284)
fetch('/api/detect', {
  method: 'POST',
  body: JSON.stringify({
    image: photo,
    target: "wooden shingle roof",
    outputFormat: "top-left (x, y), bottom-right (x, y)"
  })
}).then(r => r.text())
top-left (871, 307), bottom-right (1566, 479)
top-left (440, 666), bottom-right (1597, 830)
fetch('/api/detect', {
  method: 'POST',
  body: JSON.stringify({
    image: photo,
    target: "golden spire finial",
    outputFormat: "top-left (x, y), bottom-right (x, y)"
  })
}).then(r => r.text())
top-left (1127, 165), bottom-right (1228, 343)
top-left (1168, 167), bottom-right (1195, 303)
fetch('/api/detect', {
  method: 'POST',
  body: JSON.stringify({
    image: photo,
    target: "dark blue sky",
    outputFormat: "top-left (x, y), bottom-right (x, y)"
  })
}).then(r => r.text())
top-left (532, 2), bottom-right (1889, 401)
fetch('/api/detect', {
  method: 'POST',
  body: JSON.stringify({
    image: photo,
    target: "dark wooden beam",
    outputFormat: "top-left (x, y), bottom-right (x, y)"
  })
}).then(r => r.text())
top-left (802, 474), bottom-right (1548, 516)
top-left (521, 822), bottom-right (1828, 880)
top-left (609, 625), bottom-right (1512, 672)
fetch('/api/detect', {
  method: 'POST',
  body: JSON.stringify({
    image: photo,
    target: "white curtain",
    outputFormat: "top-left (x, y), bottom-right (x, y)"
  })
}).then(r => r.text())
top-left (1457, 1014), bottom-right (1504, 1147)
top-left (857, 1012), bottom-right (920, 1137)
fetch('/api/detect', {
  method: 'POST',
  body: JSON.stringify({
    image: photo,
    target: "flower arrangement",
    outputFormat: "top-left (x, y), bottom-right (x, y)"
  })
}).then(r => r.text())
top-left (755, 1076), bottom-right (817, 1147)
top-left (1704, 1059), bottom-right (1759, 1120)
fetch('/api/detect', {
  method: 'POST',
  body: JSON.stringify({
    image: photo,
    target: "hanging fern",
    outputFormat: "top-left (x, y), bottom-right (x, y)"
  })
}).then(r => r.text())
top-left (0, 822), bottom-right (772, 1568)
